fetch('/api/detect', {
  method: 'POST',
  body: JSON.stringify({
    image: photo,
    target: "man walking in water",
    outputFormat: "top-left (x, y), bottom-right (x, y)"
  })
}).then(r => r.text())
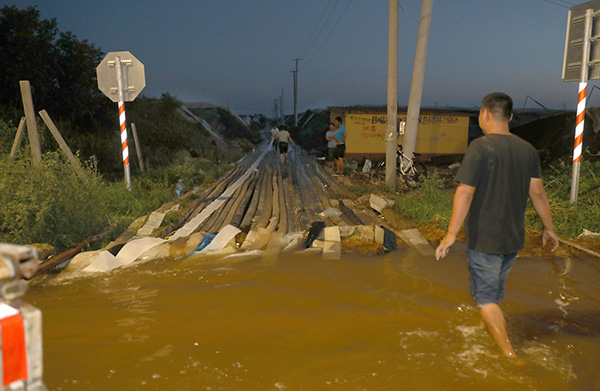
top-left (435, 92), bottom-right (559, 358)
top-left (276, 125), bottom-right (295, 164)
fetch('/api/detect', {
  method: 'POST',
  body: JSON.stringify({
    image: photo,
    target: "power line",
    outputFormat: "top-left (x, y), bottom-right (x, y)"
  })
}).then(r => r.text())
top-left (540, 0), bottom-right (570, 9)
top-left (300, 0), bottom-right (335, 58)
top-left (305, 0), bottom-right (354, 66)
top-left (302, 0), bottom-right (341, 60)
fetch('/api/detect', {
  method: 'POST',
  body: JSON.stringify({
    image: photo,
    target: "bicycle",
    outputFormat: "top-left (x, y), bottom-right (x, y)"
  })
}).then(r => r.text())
top-left (377, 144), bottom-right (427, 188)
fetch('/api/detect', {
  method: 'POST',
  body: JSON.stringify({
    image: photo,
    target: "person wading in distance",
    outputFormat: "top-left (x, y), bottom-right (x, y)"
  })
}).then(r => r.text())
top-left (277, 125), bottom-right (295, 164)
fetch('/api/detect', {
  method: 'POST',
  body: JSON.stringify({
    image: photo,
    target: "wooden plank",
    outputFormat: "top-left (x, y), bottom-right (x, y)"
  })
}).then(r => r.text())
top-left (19, 81), bottom-right (41, 164)
top-left (130, 123), bottom-right (145, 172)
top-left (9, 117), bottom-right (26, 158)
top-left (39, 110), bottom-right (86, 178)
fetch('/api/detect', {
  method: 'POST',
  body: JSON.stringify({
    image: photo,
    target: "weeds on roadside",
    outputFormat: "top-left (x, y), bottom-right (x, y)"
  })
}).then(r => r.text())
top-left (526, 161), bottom-right (600, 238)
top-left (394, 172), bottom-right (453, 226)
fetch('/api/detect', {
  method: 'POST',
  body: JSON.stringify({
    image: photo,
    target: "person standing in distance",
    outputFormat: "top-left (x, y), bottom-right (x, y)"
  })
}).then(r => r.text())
top-left (325, 122), bottom-right (337, 170)
top-left (277, 125), bottom-right (296, 164)
top-left (435, 92), bottom-right (559, 358)
top-left (334, 116), bottom-right (347, 174)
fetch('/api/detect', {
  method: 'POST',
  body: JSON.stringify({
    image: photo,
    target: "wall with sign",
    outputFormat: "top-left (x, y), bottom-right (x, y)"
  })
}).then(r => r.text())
top-left (343, 112), bottom-right (469, 156)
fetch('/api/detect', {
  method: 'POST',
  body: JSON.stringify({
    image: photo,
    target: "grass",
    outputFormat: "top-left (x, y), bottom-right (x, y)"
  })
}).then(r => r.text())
top-left (391, 163), bottom-right (600, 239)
top-left (0, 151), bottom-right (231, 251)
top-left (394, 172), bottom-right (453, 226)
top-left (526, 161), bottom-right (600, 238)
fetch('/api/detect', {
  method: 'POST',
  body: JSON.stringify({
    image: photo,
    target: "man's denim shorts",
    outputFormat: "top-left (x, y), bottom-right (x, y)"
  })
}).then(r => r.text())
top-left (467, 250), bottom-right (518, 307)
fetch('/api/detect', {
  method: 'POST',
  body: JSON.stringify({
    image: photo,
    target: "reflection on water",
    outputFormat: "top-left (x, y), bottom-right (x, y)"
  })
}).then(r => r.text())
top-left (26, 248), bottom-right (600, 391)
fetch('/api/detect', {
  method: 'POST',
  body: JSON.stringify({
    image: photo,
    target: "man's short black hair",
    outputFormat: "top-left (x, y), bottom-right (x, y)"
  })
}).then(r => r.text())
top-left (280, 125), bottom-right (287, 130)
top-left (481, 92), bottom-right (512, 121)
top-left (335, 116), bottom-right (343, 123)
top-left (329, 122), bottom-right (335, 127)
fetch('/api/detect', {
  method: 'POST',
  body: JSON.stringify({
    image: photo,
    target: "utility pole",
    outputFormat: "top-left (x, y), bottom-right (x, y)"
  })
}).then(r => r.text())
top-left (385, 0), bottom-right (399, 187)
top-left (403, 0), bottom-right (434, 162)
top-left (280, 88), bottom-right (284, 123)
top-left (274, 99), bottom-right (278, 121)
top-left (292, 58), bottom-right (300, 126)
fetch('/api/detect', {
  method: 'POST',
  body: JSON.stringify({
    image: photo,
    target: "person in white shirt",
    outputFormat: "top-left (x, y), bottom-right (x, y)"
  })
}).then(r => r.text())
top-left (325, 123), bottom-right (336, 169)
top-left (271, 126), bottom-right (279, 151)
top-left (276, 125), bottom-right (296, 164)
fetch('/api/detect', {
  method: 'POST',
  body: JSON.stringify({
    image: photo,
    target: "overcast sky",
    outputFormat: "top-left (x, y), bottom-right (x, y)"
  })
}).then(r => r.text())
top-left (1, 0), bottom-right (588, 115)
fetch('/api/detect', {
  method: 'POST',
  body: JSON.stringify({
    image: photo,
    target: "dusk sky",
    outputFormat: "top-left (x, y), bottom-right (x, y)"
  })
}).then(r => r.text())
top-left (1, 0), bottom-right (589, 115)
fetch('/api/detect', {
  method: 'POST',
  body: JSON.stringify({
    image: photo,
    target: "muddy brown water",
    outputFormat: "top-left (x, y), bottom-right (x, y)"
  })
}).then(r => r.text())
top-left (27, 247), bottom-right (600, 391)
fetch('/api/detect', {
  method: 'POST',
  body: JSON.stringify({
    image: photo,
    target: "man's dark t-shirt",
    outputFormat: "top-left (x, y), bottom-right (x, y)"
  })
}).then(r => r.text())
top-left (455, 134), bottom-right (541, 254)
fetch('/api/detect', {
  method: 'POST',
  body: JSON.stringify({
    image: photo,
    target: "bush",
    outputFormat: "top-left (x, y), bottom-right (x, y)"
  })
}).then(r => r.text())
top-left (0, 152), bottom-right (171, 250)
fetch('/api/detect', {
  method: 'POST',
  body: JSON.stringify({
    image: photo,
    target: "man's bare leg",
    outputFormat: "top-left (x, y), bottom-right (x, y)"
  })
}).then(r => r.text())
top-left (480, 303), bottom-right (516, 357)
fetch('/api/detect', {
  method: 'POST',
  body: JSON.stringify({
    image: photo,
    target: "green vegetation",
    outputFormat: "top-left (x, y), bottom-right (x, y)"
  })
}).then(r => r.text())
top-left (526, 161), bottom-right (600, 238)
top-left (394, 173), bottom-right (453, 226)
top-left (392, 164), bottom-right (600, 239)
top-left (0, 149), bottom-right (231, 251)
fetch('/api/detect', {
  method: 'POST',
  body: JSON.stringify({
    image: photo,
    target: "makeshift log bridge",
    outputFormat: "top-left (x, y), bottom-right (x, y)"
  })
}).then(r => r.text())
top-left (59, 145), bottom-right (423, 274)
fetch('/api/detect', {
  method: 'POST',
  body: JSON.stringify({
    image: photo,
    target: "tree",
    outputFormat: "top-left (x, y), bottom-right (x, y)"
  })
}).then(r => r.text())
top-left (0, 6), bottom-right (106, 127)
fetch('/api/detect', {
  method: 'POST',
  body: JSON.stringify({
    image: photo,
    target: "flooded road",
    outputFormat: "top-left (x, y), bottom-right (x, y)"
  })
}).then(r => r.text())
top-left (27, 248), bottom-right (600, 390)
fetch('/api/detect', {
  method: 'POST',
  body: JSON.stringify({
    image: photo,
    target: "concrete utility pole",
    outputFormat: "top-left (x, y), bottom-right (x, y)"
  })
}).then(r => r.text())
top-left (403, 0), bottom-right (434, 161)
top-left (385, 0), bottom-right (399, 187)
top-left (281, 88), bottom-right (285, 122)
top-left (292, 58), bottom-right (300, 126)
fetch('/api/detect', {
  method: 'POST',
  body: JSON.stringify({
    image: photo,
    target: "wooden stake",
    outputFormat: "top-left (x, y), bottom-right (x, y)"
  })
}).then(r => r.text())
top-left (38, 110), bottom-right (85, 178)
top-left (130, 123), bottom-right (145, 172)
top-left (19, 81), bottom-right (42, 164)
top-left (10, 117), bottom-right (26, 159)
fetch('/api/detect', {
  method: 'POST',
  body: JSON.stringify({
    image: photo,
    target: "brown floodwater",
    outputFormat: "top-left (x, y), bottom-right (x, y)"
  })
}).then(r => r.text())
top-left (26, 246), bottom-right (600, 391)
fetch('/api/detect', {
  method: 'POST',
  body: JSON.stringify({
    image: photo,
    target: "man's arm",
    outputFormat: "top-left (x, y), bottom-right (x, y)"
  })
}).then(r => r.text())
top-left (435, 183), bottom-right (475, 260)
top-left (529, 177), bottom-right (559, 251)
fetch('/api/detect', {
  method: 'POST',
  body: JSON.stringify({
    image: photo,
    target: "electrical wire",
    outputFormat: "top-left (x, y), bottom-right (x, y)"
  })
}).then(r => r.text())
top-left (301, 0), bottom-right (341, 60)
top-left (300, 0), bottom-right (335, 59)
top-left (540, 0), bottom-right (570, 9)
top-left (305, 0), bottom-right (354, 67)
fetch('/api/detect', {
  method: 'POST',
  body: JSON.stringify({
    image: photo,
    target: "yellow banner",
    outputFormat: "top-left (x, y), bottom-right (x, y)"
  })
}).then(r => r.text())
top-left (345, 113), bottom-right (469, 154)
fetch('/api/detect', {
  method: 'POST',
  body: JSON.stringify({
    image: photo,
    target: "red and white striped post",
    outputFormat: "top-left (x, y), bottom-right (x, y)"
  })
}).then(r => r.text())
top-left (116, 56), bottom-right (131, 191)
top-left (570, 8), bottom-right (593, 204)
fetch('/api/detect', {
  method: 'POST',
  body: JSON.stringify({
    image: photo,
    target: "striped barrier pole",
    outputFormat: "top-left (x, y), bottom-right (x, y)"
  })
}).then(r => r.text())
top-left (116, 56), bottom-right (132, 191)
top-left (570, 8), bottom-right (593, 204)
top-left (570, 82), bottom-right (585, 203)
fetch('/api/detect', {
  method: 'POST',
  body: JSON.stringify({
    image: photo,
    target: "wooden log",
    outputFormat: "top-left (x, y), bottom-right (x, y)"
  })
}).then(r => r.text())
top-left (231, 170), bottom-right (261, 229)
top-left (218, 172), bottom-right (256, 230)
top-left (266, 172), bottom-right (280, 232)
top-left (256, 167), bottom-right (274, 230)
top-left (130, 123), bottom-right (145, 172)
top-left (10, 117), bottom-right (26, 159)
top-left (34, 226), bottom-right (115, 276)
top-left (207, 179), bottom-right (245, 232)
top-left (19, 81), bottom-right (41, 164)
top-left (277, 163), bottom-right (287, 234)
top-left (284, 163), bottom-right (300, 233)
top-left (39, 110), bottom-right (86, 178)
top-left (239, 169), bottom-right (264, 231)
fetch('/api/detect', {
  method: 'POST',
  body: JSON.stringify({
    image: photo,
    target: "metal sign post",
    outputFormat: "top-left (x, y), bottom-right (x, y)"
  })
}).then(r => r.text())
top-left (562, 1), bottom-right (600, 204)
top-left (96, 51), bottom-right (145, 191)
